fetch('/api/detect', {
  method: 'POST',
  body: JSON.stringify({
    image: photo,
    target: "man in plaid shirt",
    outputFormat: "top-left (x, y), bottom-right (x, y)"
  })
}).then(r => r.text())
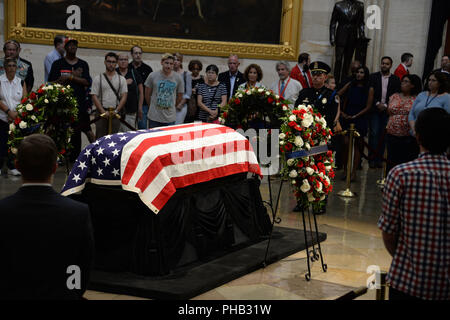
top-left (378, 107), bottom-right (450, 300)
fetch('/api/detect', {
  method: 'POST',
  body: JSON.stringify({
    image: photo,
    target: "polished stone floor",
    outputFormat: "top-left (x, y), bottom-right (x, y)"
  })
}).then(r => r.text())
top-left (0, 157), bottom-right (391, 300)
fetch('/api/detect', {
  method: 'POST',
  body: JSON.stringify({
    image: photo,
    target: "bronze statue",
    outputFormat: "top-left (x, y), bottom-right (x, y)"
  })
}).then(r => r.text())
top-left (330, 0), bottom-right (368, 83)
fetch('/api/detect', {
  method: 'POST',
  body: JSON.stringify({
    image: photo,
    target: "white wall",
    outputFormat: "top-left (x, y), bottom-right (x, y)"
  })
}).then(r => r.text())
top-left (382, 0), bottom-right (432, 77)
top-left (299, 0), bottom-right (433, 77)
top-left (0, 0), bottom-right (437, 91)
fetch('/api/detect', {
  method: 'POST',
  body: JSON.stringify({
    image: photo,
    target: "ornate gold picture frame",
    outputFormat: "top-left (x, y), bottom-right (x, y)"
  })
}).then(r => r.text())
top-left (4, 0), bottom-right (302, 61)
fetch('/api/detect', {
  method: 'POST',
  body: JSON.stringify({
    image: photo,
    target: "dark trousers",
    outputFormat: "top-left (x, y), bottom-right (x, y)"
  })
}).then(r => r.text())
top-left (69, 108), bottom-right (91, 163)
top-left (69, 128), bottom-right (82, 163)
top-left (333, 135), bottom-right (344, 168)
top-left (368, 112), bottom-right (388, 165)
top-left (386, 134), bottom-right (419, 172)
top-left (389, 287), bottom-right (422, 301)
top-left (137, 105), bottom-right (149, 129)
top-left (148, 120), bottom-right (175, 128)
top-left (0, 120), bottom-right (8, 169)
top-left (0, 120), bottom-right (14, 170)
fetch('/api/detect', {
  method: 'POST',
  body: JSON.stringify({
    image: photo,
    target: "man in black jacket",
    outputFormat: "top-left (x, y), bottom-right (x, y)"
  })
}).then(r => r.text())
top-left (218, 54), bottom-right (245, 101)
top-left (368, 56), bottom-right (401, 168)
top-left (48, 38), bottom-right (92, 162)
top-left (0, 134), bottom-right (94, 300)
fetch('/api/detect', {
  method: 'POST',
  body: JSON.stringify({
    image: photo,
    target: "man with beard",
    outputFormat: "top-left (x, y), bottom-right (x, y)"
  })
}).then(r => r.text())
top-left (290, 52), bottom-right (313, 89)
top-left (367, 56), bottom-right (401, 168)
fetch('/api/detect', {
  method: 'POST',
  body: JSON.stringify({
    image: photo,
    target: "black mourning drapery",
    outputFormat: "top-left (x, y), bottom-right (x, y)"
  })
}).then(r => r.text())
top-left (423, 0), bottom-right (450, 80)
top-left (72, 173), bottom-right (271, 276)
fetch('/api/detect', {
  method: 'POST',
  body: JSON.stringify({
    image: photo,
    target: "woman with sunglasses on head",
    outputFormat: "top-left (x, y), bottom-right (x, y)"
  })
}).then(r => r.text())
top-left (0, 57), bottom-right (27, 177)
top-left (238, 64), bottom-right (264, 90)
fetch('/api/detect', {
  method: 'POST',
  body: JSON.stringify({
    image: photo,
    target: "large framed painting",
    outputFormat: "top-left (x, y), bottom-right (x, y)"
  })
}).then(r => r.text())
top-left (4, 0), bottom-right (303, 60)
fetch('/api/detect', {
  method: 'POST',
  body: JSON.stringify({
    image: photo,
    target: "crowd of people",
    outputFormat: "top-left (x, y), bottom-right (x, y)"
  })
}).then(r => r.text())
top-left (0, 36), bottom-right (449, 301)
top-left (1, 36), bottom-right (449, 177)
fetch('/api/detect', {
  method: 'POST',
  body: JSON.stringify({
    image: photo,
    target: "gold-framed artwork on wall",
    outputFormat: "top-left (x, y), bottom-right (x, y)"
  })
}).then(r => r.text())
top-left (4, 0), bottom-right (302, 60)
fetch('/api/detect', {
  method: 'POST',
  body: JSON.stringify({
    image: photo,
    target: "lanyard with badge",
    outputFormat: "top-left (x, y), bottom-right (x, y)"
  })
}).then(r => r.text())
top-left (278, 77), bottom-right (291, 98)
top-left (424, 93), bottom-right (439, 109)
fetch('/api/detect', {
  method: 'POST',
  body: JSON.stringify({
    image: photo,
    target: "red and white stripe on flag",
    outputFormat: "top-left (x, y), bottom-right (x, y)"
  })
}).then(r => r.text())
top-left (121, 123), bottom-right (261, 214)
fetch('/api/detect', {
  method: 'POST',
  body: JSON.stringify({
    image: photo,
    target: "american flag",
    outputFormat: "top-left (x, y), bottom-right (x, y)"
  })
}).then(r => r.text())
top-left (61, 123), bottom-right (261, 214)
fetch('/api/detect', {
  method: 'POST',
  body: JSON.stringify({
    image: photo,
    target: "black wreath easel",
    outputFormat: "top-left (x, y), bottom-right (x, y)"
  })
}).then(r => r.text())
top-left (278, 147), bottom-right (329, 281)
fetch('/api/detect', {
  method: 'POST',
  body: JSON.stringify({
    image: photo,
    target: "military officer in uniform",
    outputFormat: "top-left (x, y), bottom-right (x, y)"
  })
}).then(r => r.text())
top-left (295, 61), bottom-right (340, 130)
top-left (293, 61), bottom-right (340, 213)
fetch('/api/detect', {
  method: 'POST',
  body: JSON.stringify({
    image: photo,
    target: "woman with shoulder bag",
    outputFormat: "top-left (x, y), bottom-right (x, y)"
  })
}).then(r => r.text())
top-left (197, 65), bottom-right (227, 123)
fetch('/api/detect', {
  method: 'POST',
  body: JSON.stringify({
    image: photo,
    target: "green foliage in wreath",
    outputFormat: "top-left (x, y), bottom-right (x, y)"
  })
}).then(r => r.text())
top-left (219, 87), bottom-right (291, 130)
top-left (8, 83), bottom-right (78, 157)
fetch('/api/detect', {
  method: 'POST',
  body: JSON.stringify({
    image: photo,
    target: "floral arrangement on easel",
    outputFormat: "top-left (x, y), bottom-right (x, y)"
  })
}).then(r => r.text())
top-left (279, 103), bottom-right (335, 211)
top-left (8, 83), bottom-right (78, 157)
top-left (219, 87), bottom-right (291, 130)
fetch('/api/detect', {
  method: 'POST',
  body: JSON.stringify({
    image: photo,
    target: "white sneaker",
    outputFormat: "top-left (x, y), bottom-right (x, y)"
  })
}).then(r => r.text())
top-left (9, 169), bottom-right (21, 176)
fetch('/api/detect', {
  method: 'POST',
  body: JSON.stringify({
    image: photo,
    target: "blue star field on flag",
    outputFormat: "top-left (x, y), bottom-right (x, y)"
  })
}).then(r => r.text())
top-left (61, 129), bottom-right (161, 195)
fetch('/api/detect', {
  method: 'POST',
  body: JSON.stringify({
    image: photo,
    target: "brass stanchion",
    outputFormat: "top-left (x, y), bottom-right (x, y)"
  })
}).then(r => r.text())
top-left (338, 123), bottom-right (360, 198)
top-left (100, 107), bottom-right (121, 135)
top-left (377, 146), bottom-right (388, 187)
top-left (376, 271), bottom-right (388, 300)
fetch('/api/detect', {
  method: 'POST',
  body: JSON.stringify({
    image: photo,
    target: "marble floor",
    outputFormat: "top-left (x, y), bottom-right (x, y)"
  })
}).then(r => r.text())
top-left (0, 158), bottom-right (392, 300)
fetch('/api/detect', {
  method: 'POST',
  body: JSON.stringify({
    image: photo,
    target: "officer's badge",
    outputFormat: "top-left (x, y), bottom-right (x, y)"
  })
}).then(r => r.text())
top-left (314, 62), bottom-right (318, 70)
top-left (322, 98), bottom-right (327, 104)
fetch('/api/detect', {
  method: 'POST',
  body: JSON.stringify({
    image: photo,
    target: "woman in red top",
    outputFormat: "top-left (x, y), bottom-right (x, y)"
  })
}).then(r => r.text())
top-left (386, 74), bottom-right (422, 172)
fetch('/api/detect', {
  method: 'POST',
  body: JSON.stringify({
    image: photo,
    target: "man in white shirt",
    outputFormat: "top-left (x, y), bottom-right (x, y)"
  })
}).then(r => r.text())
top-left (270, 61), bottom-right (302, 109)
top-left (44, 35), bottom-right (66, 82)
top-left (91, 52), bottom-right (128, 139)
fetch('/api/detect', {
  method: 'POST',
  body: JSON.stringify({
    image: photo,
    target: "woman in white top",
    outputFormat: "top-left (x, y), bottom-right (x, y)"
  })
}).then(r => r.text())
top-left (173, 52), bottom-right (192, 124)
top-left (238, 64), bottom-right (264, 91)
top-left (0, 57), bottom-right (27, 176)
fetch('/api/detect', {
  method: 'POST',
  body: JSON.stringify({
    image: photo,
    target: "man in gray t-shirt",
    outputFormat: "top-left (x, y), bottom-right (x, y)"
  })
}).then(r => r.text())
top-left (144, 53), bottom-right (183, 128)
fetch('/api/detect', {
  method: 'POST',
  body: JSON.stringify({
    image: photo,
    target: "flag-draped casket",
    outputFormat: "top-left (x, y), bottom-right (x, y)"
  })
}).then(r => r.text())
top-left (62, 123), bottom-right (271, 275)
